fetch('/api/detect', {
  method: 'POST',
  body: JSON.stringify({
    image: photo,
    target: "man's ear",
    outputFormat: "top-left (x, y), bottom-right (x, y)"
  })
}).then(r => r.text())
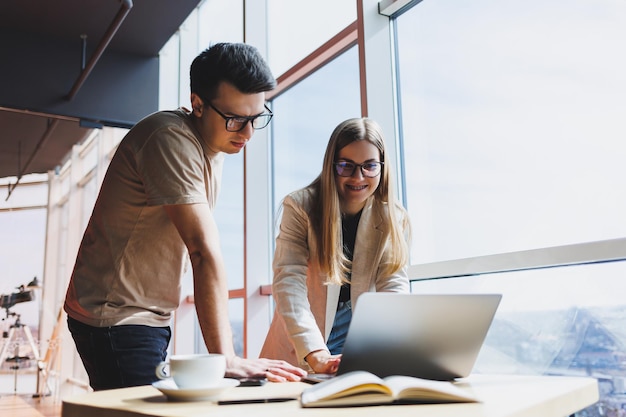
top-left (190, 93), bottom-right (204, 116)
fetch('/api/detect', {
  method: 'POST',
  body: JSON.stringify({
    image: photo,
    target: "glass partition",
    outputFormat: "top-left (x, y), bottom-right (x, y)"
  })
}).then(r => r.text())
top-left (395, 0), bottom-right (626, 264)
top-left (267, 0), bottom-right (356, 77)
top-left (271, 46), bottom-right (361, 224)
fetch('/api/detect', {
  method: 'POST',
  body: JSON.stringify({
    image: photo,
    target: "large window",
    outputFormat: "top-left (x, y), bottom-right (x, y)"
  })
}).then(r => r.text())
top-left (394, 1), bottom-right (626, 415)
top-left (396, 0), bottom-right (626, 264)
top-left (0, 182), bottom-right (47, 327)
top-left (267, 0), bottom-right (356, 77)
top-left (18, 2), bottom-right (623, 409)
top-left (411, 261), bottom-right (626, 415)
top-left (271, 46), bottom-right (361, 217)
top-left (0, 178), bottom-right (47, 392)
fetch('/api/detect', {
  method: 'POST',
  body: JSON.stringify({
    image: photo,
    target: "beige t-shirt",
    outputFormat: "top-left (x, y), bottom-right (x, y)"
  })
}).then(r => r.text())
top-left (64, 109), bottom-right (223, 327)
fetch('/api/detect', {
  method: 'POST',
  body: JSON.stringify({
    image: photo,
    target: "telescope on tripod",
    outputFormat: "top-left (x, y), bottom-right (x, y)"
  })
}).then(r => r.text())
top-left (1, 277), bottom-right (42, 394)
top-left (1, 284), bottom-right (35, 315)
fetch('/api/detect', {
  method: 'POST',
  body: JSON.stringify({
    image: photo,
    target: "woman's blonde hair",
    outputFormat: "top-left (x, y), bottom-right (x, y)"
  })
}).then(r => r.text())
top-left (308, 118), bottom-right (410, 285)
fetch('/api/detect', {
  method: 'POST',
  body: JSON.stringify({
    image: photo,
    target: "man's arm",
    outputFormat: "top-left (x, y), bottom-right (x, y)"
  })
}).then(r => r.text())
top-left (164, 202), bottom-right (233, 356)
top-left (164, 203), bottom-right (306, 381)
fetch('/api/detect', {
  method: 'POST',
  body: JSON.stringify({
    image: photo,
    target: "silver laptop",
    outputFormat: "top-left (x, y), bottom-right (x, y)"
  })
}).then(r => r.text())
top-left (306, 293), bottom-right (501, 382)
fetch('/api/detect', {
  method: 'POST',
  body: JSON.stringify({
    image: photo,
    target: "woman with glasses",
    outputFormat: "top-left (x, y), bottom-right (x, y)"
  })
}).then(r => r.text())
top-left (261, 118), bottom-right (411, 374)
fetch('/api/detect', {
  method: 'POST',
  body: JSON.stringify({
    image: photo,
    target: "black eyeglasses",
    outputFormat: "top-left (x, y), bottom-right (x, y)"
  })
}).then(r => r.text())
top-left (334, 161), bottom-right (384, 178)
top-left (208, 102), bottom-right (273, 132)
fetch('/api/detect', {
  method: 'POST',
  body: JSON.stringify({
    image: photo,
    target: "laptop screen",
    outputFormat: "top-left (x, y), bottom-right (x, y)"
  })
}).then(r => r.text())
top-left (335, 293), bottom-right (502, 380)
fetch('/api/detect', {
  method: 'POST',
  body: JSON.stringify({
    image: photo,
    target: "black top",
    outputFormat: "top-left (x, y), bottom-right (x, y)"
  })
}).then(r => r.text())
top-left (338, 209), bottom-right (362, 303)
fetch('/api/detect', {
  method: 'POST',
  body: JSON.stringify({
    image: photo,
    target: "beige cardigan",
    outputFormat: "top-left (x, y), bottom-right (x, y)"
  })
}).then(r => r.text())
top-left (260, 187), bottom-right (409, 369)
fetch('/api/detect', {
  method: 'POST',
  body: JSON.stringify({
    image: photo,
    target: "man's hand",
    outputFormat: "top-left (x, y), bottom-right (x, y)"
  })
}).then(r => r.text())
top-left (304, 350), bottom-right (342, 374)
top-left (225, 356), bottom-right (307, 382)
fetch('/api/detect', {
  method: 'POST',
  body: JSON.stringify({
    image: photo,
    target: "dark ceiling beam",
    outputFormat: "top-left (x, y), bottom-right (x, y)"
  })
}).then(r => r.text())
top-left (66, 0), bottom-right (133, 100)
top-left (6, 0), bottom-right (133, 200)
top-left (0, 0), bottom-right (202, 180)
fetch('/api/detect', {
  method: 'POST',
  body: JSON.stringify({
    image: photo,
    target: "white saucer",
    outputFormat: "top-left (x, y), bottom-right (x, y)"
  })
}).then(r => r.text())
top-left (152, 378), bottom-right (240, 401)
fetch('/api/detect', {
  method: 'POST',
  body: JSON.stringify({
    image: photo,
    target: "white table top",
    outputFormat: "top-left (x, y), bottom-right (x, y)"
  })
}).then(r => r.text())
top-left (61, 374), bottom-right (599, 417)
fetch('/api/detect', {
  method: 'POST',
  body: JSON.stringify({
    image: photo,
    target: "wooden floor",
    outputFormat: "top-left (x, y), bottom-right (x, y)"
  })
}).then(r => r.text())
top-left (0, 394), bottom-right (62, 417)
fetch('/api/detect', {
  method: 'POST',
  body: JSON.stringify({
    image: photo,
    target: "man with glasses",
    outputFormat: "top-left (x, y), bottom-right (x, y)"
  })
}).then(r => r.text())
top-left (64, 43), bottom-right (306, 390)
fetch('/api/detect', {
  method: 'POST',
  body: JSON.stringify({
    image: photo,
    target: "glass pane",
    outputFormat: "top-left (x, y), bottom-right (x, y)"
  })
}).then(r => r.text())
top-left (271, 46), bottom-right (361, 224)
top-left (194, 297), bottom-right (244, 358)
top-left (81, 174), bottom-right (98, 230)
top-left (229, 298), bottom-right (244, 358)
top-left (81, 144), bottom-right (98, 176)
top-left (56, 202), bottom-right (70, 307)
top-left (396, 1), bottom-right (626, 263)
top-left (0, 207), bottom-right (46, 327)
top-left (267, 0), bottom-right (356, 76)
top-left (410, 260), bottom-right (626, 416)
top-left (176, 155), bottom-right (245, 291)
top-left (214, 152), bottom-right (244, 289)
top-left (198, 0), bottom-right (244, 45)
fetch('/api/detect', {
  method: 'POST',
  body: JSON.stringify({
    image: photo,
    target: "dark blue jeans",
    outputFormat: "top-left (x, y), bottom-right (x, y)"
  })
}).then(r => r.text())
top-left (326, 300), bottom-right (353, 355)
top-left (67, 316), bottom-right (171, 391)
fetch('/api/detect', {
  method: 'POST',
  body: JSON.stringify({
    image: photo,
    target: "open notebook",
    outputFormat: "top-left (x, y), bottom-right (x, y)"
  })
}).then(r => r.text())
top-left (305, 293), bottom-right (502, 383)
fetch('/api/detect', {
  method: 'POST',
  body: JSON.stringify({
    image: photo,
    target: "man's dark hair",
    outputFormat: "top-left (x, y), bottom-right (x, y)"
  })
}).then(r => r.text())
top-left (190, 42), bottom-right (276, 102)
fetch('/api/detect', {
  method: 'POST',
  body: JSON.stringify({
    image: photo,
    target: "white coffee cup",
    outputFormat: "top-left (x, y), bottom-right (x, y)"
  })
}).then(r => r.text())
top-left (155, 353), bottom-right (226, 389)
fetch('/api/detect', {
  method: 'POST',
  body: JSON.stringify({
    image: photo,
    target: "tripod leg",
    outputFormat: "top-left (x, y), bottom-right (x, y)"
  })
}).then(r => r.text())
top-left (20, 324), bottom-right (49, 397)
top-left (2, 320), bottom-right (44, 396)
top-left (22, 325), bottom-right (41, 361)
top-left (12, 346), bottom-right (19, 394)
top-left (0, 327), bottom-right (16, 365)
top-left (2, 330), bottom-right (27, 394)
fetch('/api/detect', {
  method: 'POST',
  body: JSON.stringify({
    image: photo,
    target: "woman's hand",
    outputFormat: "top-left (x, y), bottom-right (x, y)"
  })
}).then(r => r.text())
top-left (305, 349), bottom-right (342, 374)
top-left (225, 356), bottom-right (307, 382)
